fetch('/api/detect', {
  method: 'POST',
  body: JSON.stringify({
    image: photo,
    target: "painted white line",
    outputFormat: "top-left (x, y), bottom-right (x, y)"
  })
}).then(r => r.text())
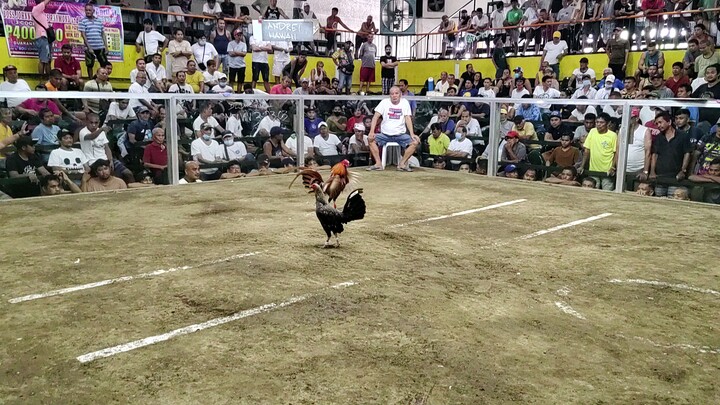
top-left (518, 213), bottom-right (613, 240)
top-left (609, 279), bottom-right (720, 297)
top-left (9, 251), bottom-right (262, 304)
top-left (391, 199), bottom-right (527, 228)
top-left (556, 287), bottom-right (571, 297)
top-left (617, 334), bottom-right (719, 355)
top-left (554, 301), bottom-right (586, 320)
top-left (76, 280), bottom-right (357, 363)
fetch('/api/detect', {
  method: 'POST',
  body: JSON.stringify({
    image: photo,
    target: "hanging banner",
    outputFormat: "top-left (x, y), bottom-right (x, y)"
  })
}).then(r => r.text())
top-left (0, 0), bottom-right (124, 62)
top-left (380, 0), bottom-right (416, 35)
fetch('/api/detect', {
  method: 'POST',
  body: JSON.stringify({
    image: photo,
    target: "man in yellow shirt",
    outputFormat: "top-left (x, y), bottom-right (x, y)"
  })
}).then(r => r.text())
top-left (427, 123), bottom-right (450, 156)
top-left (0, 108), bottom-right (27, 160)
top-left (511, 115), bottom-right (540, 150)
top-left (581, 112), bottom-right (617, 190)
top-left (185, 60), bottom-right (206, 93)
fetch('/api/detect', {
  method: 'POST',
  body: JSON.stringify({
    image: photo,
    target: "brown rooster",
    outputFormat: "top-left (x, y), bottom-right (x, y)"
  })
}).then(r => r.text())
top-left (288, 159), bottom-right (352, 206)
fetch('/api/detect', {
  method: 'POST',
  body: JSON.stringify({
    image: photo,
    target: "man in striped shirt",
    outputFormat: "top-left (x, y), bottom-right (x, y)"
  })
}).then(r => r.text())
top-left (79, 4), bottom-right (108, 77)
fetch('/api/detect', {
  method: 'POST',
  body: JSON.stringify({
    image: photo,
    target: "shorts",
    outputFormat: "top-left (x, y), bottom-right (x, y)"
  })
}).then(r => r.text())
top-left (375, 133), bottom-right (412, 148)
top-left (112, 159), bottom-right (128, 175)
top-left (229, 67), bottom-right (246, 84)
top-left (252, 62), bottom-right (269, 82)
top-left (338, 71), bottom-right (352, 90)
top-left (359, 67), bottom-right (375, 82)
top-left (167, 6), bottom-right (185, 22)
top-left (272, 59), bottom-right (288, 77)
top-left (36, 36), bottom-right (50, 63)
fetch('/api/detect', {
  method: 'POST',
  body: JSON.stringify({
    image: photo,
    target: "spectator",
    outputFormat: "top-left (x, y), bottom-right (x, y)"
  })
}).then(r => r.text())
top-left (193, 103), bottom-right (224, 137)
top-left (6, 136), bottom-right (50, 197)
top-left (345, 107), bottom-right (366, 134)
top-left (568, 97), bottom-right (597, 121)
top-left (606, 28), bottom-right (630, 80)
top-left (79, 3), bottom-right (109, 78)
top-left (130, 58), bottom-right (155, 91)
top-left (398, 79), bottom-right (416, 115)
top-left (81, 159), bottom-right (127, 192)
top-left (228, 29), bottom-right (248, 92)
top-left (124, 106), bottom-right (154, 161)
top-left (580, 112), bottom-right (617, 190)
top-left (367, 86), bottom-right (419, 172)
top-left (40, 172), bottom-right (81, 195)
top-left (128, 71), bottom-right (158, 114)
top-left (31, 0), bottom-right (52, 78)
top-left (684, 39), bottom-right (700, 80)
top-left (211, 74), bottom-right (233, 94)
top-left (168, 71), bottom-right (194, 95)
top-left (221, 131), bottom-right (254, 163)
top-left (54, 44), bottom-right (83, 91)
top-left (179, 161), bottom-right (203, 184)
top-left (349, 123), bottom-right (369, 154)
top-left (541, 31), bottom-right (568, 79)
top-left (192, 122), bottom-right (225, 180)
top-left (438, 15), bottom-right (458, 58)
top-left (544, 111), bottom-right (570, 143)
top-left (250, 35), bottom-right (273, 92)
top-left (313, 122), bottom-right (342, 162)
top-left (185, 60), bottom-right (206, 93)
top-left (272, 40), bottom-right (293, 84)
top-left (614, 0), bottom-right (638, 48)
top-left (202, 0), bottom-right (222, 37)
top-left (263, 126), bottom-right (294, 166)
top-left (491, 37), bottom-right (509, 79)
top-left (203, 60), bottom-right (223, 89)
top-left (692, 64), bottom-right (720, 129)
top-left (136, 19), bottom-right (168, 63)
top-left (285, 131), bottom-right (314, 159)
top-left (543, 133), bottom-right (580, 167)
top-left (297, 3), bottom-right (319, 54)
top-left (105, 99), bottom-right (136, 125)
top-left (673, 108), bottom-right (703, 143)
top-left (31, 108), bottom-right (60, 146)
top-left (304, 107), bottom-right (323, 138)
top-left (324, 7), bottom-right (351, 56)
top-left (209, 18), bottom-right (231, 74)
top-left (282, 53), bottom-right (308, 88)
top-left (596, 75), bottom-right (620, 99)
top-left (270, 75), bottom-right (293, 95)
top-left (515, 97), bottom-right (541, 122)
top-left (490, 2), bottom-right (507, 51)
top-left (689, 158), bottom-right (720, 203)
top-left (167, 0), bottom-right (186, 31)
top-left (581, 177), bottom-right (597, 188)
top-left (220, 161), bottom-right (246, 179)
top-left (621, 76), bottom-right (639, 99)
top-left (192, 35), bottom-right (219, 73)
top-left (504, 0), bottom-right (523, 54)
top-left (79, 112), bottom-right (133, 183)
top-left (572, 75), bottom-right (598, 99)
top-left (254, 111), bottom-right (281, 137)
top-left (501, 131), bottom-right (527, 162)
top-left (651, 74), bottom-right (674, 99)
top-left (520, 0), bottom-right (541, 55)
top-left (0, 65), bottom-right (31, 108)
top-left (512, 114), bottom-right (541, 150)
top-left (626, 107), bottom-right (653, 175)
top-left (332, 41), bottom-right (355, 95)
top-left (0, 108), bottom-right (25, 159)
top-left (582, 0), bottom-right (602, 52)
top-left (422, 108), bottom-right (455, 137)
top-left (445, 126), bottom-right (473, 159)
top-left (143, 127), bottom-right (168, 184)
top-left (310, 61), bottom-right (328, 87)
top-left (48, 130), bottom-right (88, 175)
top-left (146, 53), bottom-right (167, 92)
top-left (644, 111), bottom-right (692, 196)
top-left (263, 0), bottom-right (289, 19)
top-left (325, 105), bottom-right (348, 134)
top-left (572, 57), bottom-right (597, 88)
top-left (428, 123), bottom-right (451, 156)
top-left (354, 16), bottom-right (378, 58)
top-left (544, 166), bottom-right (581, 186)
top-left (636, 42), bottom-right (665, 78)
top-left (457, 109), bottom-right (481, 136)
top-left (695, 41), bottom-right (720, 85)
top-left (16, 85), bottom-right (61, 121)
top-left (635, 181), bottom-right (655, 196)
top-left (358, 34), bottom-right (377, 94)
top-left (168, 29), bottom-right (193, 76)
top-left (523, 168), bottom-right (537, 181)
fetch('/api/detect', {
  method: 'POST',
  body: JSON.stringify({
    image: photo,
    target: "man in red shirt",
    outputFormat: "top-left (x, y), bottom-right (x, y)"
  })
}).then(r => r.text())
top-left (665, 61), bottom-right (689, 96)
top-left (54, 44), bottom-right (84, 90)
top-left (143, 127), bottom-right (168, 184)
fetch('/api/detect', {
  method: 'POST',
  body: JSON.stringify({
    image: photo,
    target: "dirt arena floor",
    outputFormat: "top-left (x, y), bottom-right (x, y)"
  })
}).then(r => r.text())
top-left (1, 169), bottom-right (719, 404)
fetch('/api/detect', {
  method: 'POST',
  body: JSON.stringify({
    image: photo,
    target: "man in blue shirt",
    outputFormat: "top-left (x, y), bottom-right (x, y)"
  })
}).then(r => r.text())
top-left (304, 107), bottom-right (322, 138)
top-left (79, 3), bottom-right (108, 77)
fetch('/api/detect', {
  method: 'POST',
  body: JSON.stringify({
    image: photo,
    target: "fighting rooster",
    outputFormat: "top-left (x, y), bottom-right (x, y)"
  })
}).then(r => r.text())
top-left (310, 183), bottom-right (366, 248)
top-left (288, 159), bottom-right (351, 206)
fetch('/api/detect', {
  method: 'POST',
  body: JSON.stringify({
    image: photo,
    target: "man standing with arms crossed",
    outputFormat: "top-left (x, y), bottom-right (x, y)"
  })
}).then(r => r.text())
top-left (367, 86), bottom-right (419, 172)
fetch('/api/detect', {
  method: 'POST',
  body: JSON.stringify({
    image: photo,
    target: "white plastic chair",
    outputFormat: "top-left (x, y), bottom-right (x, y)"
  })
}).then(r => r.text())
top-left (381, 142), bottom-right (402, 167)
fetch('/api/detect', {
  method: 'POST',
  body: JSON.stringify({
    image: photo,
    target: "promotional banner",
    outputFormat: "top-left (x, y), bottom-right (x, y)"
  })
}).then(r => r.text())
top-left (380, 0), bottom-right (416, 35)
top-left (0, 0), bottom-right (124, 62)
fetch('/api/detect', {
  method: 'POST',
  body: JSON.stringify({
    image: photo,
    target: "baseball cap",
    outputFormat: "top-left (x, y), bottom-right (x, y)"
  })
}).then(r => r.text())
top-left (504, 164), bottom-right (517, 173)
top-left (270, 126), bottom-right (287, 136)
top-left (222, 131), bottom-right (234, 138)
top-left (137, 105), bottom-right (150, 113)
top-left (605, 74), bottom-right (616, 83)
top-left (318, 121), bottom-right (328, 128)
top-left (513, 66), bottom-right (523, 73)
top-left (300, 77), bottom-right (309, 83)
top-left (647, 90), bottom-right (660, 98)
top-left (506, 131), bottom-right (519, 138)
top-left (552, 31), bottom-right (561, 38)
top-left (200, 122), bottom-right (212, 130)
top-left (353, 123), bottom-right (365, 131)
top-left (651, 74), bottom-right (664, 79)
top-left (500, 108), bottom-right (508, 115)
top-left (614, 26), bottom-right (623, 32)
top-left (549, 111), bottom-right (561, 118)
top-left (218, 73), bottom-right (228, 80)
top-left (3, 65), bottom-right (17, 72)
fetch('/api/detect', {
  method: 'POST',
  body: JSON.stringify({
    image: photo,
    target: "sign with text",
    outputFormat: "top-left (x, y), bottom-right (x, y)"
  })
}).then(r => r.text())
top-left (261, 19), bottom-right (316, 42)
top-left (0, 0), bottom-right (124, 62)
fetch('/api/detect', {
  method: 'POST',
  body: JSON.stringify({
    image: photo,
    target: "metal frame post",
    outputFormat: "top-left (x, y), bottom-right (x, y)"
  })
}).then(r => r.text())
top-left (167, 96), bottom-right (180, 185)
top-left (614, 102), bottom-right (631, 193)
top-left (295, 99), bottom-right (305, 166)
top-left (487, 100), bottom-right (499, 176)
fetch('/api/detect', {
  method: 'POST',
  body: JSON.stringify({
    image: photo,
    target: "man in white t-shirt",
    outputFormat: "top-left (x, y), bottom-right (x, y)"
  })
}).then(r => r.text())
top-left (129, 58), bottom-right (157, 90)
top-left (0, 65), bottom-right (31, 108)
top-left (285, 132), bottom-right (314, 159)
top-left (79, 112), bottom-right (134, 182)
top-left (569, 100), bottom-right (597, 122)
top-left (541, 31), bottom-right (568, 79)
top-left (145, 53), bottom-right (167, 92)
top-left (128, 71), bottom-right (158, 113)
top-left (135, 19), bottom-right (168, 61)
top-left (191, 123), bottom-right (225, 179)
top-left (250, 35), bottom-right (273, 92)
top-left (446, 126), bottom-right (474, 159)
top-left (533, 75), bottom-right (561, 113)
top-left (367, 86), bottom-right (419, 171)
top-left (313, 122), bottom-right (342, 162)
top-left (349, 123), bottom-right (370, 153)
top-left (457, 110), bottom-right (481, 137)
top-left (220, 131), bottom-right (253, 163)
top-left (572, 57), bottom-right (597, 88)
top-left (48, 130), bottom-right (88, 175)
top-left (179, 161), bottom-right (203, 184)
top-left (193, 103), bottom-right (224, 137)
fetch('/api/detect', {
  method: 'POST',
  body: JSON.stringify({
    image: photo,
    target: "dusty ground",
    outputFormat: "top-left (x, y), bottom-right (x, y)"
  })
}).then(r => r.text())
top-left (0, 170), bottom-right (718, 404)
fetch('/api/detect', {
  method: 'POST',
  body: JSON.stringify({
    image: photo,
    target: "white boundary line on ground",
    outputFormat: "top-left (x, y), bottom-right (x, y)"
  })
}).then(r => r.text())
top-left (9, 252), bottom-right (263, 304)
top-left (616, 334), bottom-right (720, 355)
top-left (554, 301), bottom-right (586, 320)
top-left (390, 199), bottom-right (527, 228)
top-left (608, 279), bottom-right (720, 296)
top-left (76, 280), bottom-right (358, 363)
top-left (518, 213), bottom-right (613, 240)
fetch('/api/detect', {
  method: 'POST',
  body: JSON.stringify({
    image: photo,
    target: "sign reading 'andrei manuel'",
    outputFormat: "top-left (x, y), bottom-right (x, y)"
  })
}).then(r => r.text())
top-left (261, 19), bottom-right (315, 41)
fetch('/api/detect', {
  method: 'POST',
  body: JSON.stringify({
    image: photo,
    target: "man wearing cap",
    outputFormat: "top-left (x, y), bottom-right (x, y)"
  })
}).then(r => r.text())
top-left (192, 122), bottom-right (226, 179)
top-left (48, 130), bottom-right (89, 175)
top-left (541, 31), bottom-right (568, 79)
top-left (512, 114), bottom-right (541, 151)
top-left (227, 29), bottom-right (248, 92)
top-left (293, 78), bottom-right (313, 96)
top-left (313, 122), bottom-right (342, 164)
top-left (572, 58), bottom-right (597, 88)
top-left (606, 26), bottom-right (630, 79)
top-left (332, 41), bottom-right (355, 95)
top-left (501, 131), bottom-right (527, 163)
top-left (5, 136), bottom-right (50, 197)
top-left (221, 131), bottom-right (254, 164)
top-left (367, 86), bottom-right (419, 171)
top-left (81, 159), bottom-right (127, 192)
top-left (124, 106), bottom-right (154, 163)
top-left (545, 111), bottom-right (570, 143)
top-left (211, 73), bottom-right (234, 93)
top-left (595, 75), bottom-right (620, 99)
top-left (650, 74), bottom-right (674, 99)
top-left (0, 65), bottom-right (31, 108)
top-left (349, 123), bottom-right (369, 154)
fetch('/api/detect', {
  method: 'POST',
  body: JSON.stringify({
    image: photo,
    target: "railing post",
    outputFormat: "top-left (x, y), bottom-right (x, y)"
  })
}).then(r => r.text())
top-left (295, 99), bottom-right (305, 166)
top-left (487, 100), bottom-right (499, 176)
top-left (614, 102), bottom-right (631, 194)
top-left (167, 96), bottom-right (180, 185)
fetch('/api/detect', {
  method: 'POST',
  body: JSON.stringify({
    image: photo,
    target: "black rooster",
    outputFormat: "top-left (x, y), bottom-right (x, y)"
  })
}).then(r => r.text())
top-left (310, 183), bottom-right (366, 248)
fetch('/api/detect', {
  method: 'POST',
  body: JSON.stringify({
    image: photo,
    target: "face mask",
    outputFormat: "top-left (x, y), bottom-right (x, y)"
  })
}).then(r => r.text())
top-left (224, 139), bottom-right (234, 146)
top-left (514, 73), bottom-right (520, 79)
top-left (219, 82), bottom-right (227, 87)
top-left (582, 80), bottom-right (591, 87)
top-left (202, 134), bottom-right (211, 141)
top-left (605, 83), bottom-right (612, 89)
top-left (455, 133), bottom-right (463, 140)
top-left (198, 40), bottom-right (206, 46)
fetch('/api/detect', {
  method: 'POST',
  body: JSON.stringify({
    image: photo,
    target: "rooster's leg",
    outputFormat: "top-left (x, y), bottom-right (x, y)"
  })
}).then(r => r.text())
top-left (334, 233), bottom-right (340, 247)
top-left (324, 235), bottom-right (332, 248)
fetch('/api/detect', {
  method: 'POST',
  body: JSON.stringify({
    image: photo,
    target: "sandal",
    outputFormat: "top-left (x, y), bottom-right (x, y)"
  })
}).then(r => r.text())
top-left (396, 165), bottom-right (413, 172)
top-left (366, 165), bottom-right (384, 171)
